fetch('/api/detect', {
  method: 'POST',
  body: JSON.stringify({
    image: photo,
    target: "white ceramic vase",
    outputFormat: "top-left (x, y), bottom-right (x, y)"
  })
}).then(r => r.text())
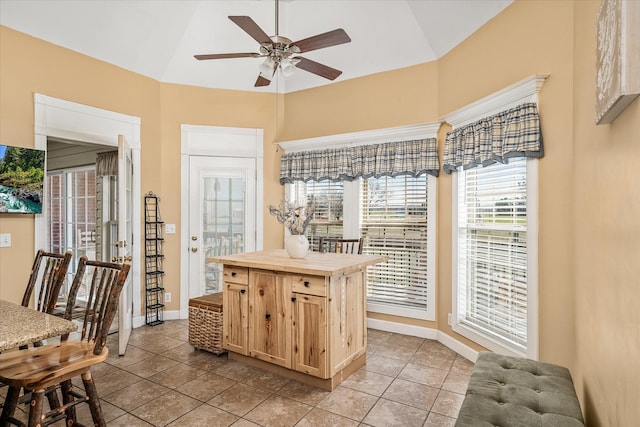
top-left (286, 234), bottom-right (309, 258)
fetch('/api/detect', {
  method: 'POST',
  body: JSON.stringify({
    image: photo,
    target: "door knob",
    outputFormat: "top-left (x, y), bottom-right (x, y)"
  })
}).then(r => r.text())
top-left (191, 236), bottom-right (198, 241)
top-left (191, 247), bottom-right (198, 253)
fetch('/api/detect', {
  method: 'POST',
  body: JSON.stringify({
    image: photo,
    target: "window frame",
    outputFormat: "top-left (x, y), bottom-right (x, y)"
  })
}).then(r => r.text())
top-left (451, 158), bottom-right (538, 358)
top-left (279, 123), bottom-right (440, 322)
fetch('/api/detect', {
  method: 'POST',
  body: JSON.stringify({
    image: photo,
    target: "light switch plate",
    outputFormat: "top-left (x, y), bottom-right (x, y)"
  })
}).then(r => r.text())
top-left (165, 224), bottom-right (176, 234)
top-left (0, 233), bottom-right (11, 247)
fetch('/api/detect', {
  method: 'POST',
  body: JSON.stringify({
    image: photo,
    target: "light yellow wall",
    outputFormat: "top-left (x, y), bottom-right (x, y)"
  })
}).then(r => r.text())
top-left (572, 2), bottom-right (640, 425)
top-left (1, 0), bottom-right (639, 423)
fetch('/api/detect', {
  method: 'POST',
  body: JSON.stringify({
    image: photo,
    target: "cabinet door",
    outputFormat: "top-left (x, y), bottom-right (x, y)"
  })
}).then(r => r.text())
top-left (293, 293), bottom-right (328, 378)
top-left (249, 270), bottom-right (291, 368)
top-left (223, 282), bottom-right (248, 355)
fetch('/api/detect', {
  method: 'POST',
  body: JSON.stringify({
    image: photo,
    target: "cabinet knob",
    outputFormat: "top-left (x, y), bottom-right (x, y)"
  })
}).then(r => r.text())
top-left (303, 281), bottom-right (310, 287)
top-left (291, 297), bottom-right (296, 302)
top-left (231, 272), bottom-right (237, 277)
top-left (265, 313), bottom-right (271, 319)
top-left (240, 289), bottom-right (246, 294)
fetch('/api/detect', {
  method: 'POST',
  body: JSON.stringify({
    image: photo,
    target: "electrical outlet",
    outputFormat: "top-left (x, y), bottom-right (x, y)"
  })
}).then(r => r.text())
top-left (0, 233), bottom-right (11, 248)
top-left (165, 224), bottom-right (176, 234)
top-left (448, 313), bottom-right (453, 326)
top-left (165, 292), bottom-right (171, 303)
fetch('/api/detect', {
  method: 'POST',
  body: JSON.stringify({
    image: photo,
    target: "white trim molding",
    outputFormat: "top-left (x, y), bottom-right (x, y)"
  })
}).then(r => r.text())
top-left (442, 74), bottom-right (549, 128)
top-left (33, 94), bottom-right (143, 329)
top-left (179, 125), bottom-right (264, 318)
top-left (367, 317), bottom-right (479, 363)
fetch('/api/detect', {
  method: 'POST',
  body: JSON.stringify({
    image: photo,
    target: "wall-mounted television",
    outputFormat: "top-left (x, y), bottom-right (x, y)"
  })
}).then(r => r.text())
top-left (0, 144), bottom-right (45, 214)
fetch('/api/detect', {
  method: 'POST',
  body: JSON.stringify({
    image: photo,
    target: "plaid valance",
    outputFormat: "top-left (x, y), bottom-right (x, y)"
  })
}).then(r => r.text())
top-left (443, 102), bottom-right (543, 174)
top-left (279, 138), bottom-right (440, 184)
top-left (96, 151), bottom-right (118, 177)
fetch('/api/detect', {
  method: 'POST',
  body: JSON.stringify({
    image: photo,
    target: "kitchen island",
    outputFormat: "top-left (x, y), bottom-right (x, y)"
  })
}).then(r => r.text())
top-left (209, 249), bottom-right (386, 390)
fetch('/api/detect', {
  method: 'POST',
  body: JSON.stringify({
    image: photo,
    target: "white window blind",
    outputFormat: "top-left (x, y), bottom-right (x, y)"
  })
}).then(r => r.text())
top-left (361, 175), bottom-right (434, 318)
top-left (456, 158), bottom-right (529, 352)
top-left (289, 180), bottom-right (344, 252)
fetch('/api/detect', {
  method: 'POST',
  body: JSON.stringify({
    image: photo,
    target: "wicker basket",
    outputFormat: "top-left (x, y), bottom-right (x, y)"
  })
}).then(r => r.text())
top-left (188, 292), bottom-right (225, 355)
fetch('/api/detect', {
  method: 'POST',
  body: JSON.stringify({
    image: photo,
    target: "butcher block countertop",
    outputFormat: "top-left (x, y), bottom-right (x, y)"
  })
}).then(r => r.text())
top-left (209, 249), bottom-right (387, 277)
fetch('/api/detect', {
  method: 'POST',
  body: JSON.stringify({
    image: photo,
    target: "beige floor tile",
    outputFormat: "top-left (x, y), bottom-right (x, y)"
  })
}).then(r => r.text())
top-left (107, 413), bottom-right (155, 426)
top-left (241, 368), bottom-right (291, 394)
top-left (398, 363), bottom-right (449, 388)
top-left (339, 367), bottom-right (394, 396)
top-left (230, 419), bottom-right (262, 427)
top-left (103, 379), bottom-right (170, 411)
top-left (122, 354), bottom-right (180, 378)
top-left (277, 380), bottom-right (330, 406)
top-left (373, 343), bottom-right (418, 362)
top-left (106, 345), bottom-right (154, 368)
top-left (423, 412), bottom-right (457, 427)
top-left (92, 368), bottom-right (142, 396)
top-left (160, 342), bottom-right (206, 362)
top-left (148, 362), bottom-right (202, 389)
top-left (176, 371), bottom-right (236, 401)
top-left (316, 386), bottom-right (378, 421)
top-left (296, 408), bottom-right (359, 427)
top-left (244, 395), bottom-right (312, 427)
top-left (364, 354), bottom-right (408, 377)
top-left (130, 390), bottom-right (201, 426)
top-left (208, 383), bottom-right (271, 416)
top-left (410, 350), bottom-right (456, 370)
top-left (441, 372), bottom-right (471, 394)
top-left (213, 360), bottom-right (261, 381)
top-left (384, 334), bottom-right (425, 351)
top-left (184, 351), bottom-right (227, 371)
top-left (75, 398), bottom-right (127, 424)
top-left (382, 378), bottom-right (439, 410)
top-left (166, 403), bottom-right (238, 426)
top-left (431, 390), bottom-right (466, 419)
top-left (450, 355), bottom-right (475, 375)
top-left (362, 398), bottom-right (428, 427)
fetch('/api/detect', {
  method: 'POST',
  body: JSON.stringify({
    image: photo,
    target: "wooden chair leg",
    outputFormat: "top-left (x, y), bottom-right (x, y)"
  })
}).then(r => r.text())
top-left (0, 385), bottom-right (20, 427)
top-left (60, 380), bottom-right (77, 426)
top-left (81, 371), bottom-right (105, 427)
top-left (27, 390), bottom-right (44, 427)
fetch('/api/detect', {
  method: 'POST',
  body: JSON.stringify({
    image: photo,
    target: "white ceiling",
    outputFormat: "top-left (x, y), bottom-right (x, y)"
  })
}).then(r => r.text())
top-left (0, 0), bottom-right (512, 93)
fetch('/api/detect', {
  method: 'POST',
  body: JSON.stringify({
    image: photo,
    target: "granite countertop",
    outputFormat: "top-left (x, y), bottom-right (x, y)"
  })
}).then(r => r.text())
top-left (0, 299), bottom-right (77, 351)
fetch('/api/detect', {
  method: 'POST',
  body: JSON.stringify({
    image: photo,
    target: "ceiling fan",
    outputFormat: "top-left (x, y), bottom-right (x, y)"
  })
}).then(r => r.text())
top-left (194, 0), bottom-right (351, 87)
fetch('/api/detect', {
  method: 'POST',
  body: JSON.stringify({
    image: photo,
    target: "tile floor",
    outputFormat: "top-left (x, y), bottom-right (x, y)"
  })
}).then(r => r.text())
top-left (4, 320), bottom-right (473, 426)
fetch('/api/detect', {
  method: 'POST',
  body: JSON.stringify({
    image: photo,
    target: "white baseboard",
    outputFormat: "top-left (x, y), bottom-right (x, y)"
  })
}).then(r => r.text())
top-left (132, 310), bottom-right (183, 329)
top-left (367, 317), bottom-right (479, 363)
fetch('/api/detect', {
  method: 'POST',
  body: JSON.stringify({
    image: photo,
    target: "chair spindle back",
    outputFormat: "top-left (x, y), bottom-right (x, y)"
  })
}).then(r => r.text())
top-left (21, 249), bottom-right (73, 314)
top-left (63, 257), bottom-right (130, 355)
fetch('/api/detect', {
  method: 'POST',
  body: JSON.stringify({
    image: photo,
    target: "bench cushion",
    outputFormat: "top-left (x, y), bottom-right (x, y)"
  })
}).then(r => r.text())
top-left (455, 352), bottom-right (584, 427)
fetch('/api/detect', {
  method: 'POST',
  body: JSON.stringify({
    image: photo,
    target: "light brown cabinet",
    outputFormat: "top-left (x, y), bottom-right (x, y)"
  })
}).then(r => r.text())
top-left (214, 250), bottom-right (386, 390)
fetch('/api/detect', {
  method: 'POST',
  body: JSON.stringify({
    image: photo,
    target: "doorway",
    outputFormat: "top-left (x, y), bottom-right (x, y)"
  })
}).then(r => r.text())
top-left (34, 94), bottom-right (141, 355)
top-left (180, 125), bottom-right (263, 316)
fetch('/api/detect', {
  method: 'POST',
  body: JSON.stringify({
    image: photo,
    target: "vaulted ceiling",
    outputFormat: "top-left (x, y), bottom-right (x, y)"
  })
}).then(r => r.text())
top-left (0, 0), bottom-right (512, 93)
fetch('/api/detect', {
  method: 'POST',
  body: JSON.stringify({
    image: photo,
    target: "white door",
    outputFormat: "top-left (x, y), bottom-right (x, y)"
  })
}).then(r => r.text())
top-left (188, 156), bottom-right (256, 298)
top-left (117, 135), bottom-right (133, 355)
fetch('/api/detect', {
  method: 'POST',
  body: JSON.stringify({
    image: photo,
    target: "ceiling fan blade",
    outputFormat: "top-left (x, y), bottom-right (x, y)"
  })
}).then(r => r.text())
top-left (254, 75), bottom-right (272, 87)
top-left (295, 57), bottom-right (343, 80)
top-left (292, 29), bottom-right (351, 53)
top-left (194, 53), bottom-right (260, 60)
top-left (229, 16), bottom-right (273, 45)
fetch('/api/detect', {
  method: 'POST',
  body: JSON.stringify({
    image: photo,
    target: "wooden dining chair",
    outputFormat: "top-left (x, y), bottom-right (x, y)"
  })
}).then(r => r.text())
top-left (21, 249), bottom-right (73, 316)
top-left (318, 237), bottom-right (364, 254)
top-left (0, 257), bottom-right (130, 427)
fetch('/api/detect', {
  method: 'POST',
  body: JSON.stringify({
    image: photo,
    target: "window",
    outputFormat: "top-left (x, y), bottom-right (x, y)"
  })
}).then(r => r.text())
top-left (289, 174), bottom-right (436, 321)
top-left (47, 167), bottom-right (96, 300)
top-left (289, 180), bottom-right (344, 252)
top-left (453, 158), bottom-right (537, 356)
top-left (362, 175), bottom-right (435, 319)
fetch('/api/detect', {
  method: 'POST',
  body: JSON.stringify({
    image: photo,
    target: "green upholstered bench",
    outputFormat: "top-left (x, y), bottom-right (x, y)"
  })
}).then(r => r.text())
top-left (456, 352), bottom-right (584, 427)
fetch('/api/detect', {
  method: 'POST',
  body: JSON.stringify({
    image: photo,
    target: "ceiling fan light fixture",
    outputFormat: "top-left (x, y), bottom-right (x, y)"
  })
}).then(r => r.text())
top-left (281, 58), bottom-right (297, 77)
top-left (259, 57), bottom-right (276, 77)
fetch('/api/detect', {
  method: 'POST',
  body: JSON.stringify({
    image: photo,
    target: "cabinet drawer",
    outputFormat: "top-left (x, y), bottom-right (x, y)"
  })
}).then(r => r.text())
top-left (223, 266), bottom-right (249, 284)
top-left (291, 275), bottom-right (326, 296)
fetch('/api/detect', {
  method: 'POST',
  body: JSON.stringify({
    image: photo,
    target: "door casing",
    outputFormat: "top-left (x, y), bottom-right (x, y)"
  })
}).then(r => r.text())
top-left (180, 125), bottom-right (264, 319)
top-left (34, 94), bottom-right (143, 328)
